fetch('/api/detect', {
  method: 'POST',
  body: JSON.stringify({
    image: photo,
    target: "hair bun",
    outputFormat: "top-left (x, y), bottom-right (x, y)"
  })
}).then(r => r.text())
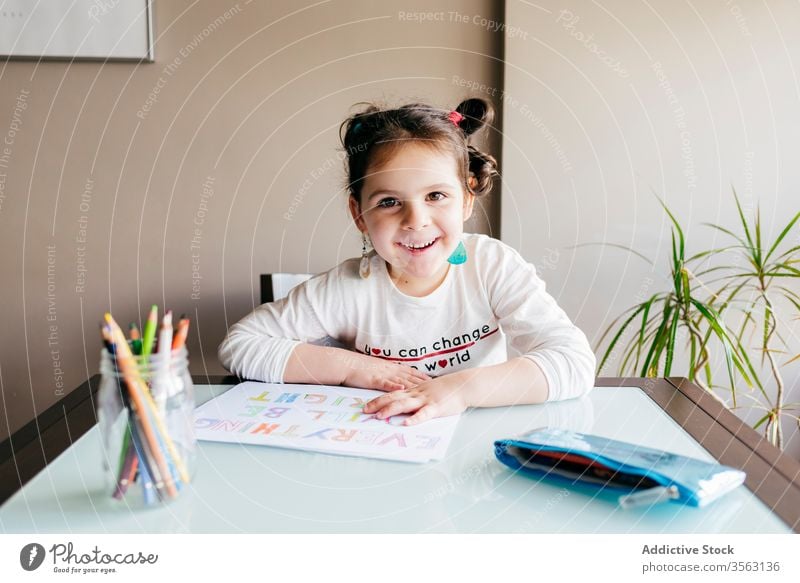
top-left (340, 103), bottom-right (380, 152)
top-left (454, 98), bottom-right (494, 137)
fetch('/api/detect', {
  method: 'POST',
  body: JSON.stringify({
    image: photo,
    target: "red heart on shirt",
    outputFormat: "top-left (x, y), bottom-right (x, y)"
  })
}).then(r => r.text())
top-left (438, 359), bottom-right (448, 369)
top-left (371, 348), bottom-right (381, 355)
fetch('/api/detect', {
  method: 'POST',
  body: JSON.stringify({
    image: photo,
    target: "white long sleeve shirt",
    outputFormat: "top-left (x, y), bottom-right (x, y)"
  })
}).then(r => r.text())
top-left (218, 233), bottom-right (596, 401)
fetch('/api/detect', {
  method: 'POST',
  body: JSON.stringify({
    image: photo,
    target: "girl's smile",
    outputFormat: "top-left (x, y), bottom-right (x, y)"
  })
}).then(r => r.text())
top-left (349, 142), bottom-right (474, 297)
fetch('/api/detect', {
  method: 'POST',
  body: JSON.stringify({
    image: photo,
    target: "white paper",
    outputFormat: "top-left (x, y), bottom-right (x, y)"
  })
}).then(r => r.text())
top-left (193, 382), bottom-right (461, 463)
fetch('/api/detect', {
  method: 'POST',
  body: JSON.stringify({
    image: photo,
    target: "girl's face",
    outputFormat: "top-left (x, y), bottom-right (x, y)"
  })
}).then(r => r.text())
top-left (349, 142), bottom-right (474, 295)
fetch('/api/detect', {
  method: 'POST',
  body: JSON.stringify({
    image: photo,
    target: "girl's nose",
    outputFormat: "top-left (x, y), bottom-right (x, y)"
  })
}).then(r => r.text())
top-left (401, 200), bottom-right (430, 230)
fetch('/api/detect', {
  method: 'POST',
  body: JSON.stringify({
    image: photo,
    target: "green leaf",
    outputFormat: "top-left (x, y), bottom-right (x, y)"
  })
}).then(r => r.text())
top-left (650, 303), bottom-right (678, 377)
top-left (681, 268), bottom-right (691, 313)
top-left (732, 187), bottom-right (755, 253)
top-left (636, 295), bottom-right (659, 370)
top-left (691, 298), bottom-right (753, 406)
top-left (671, 232), bottom-right (685, 295)
top-left (664, 308), bottom-right (680, 376)
top-left (671, 231), bottom-right (681, 290)
top-left (657, 195), bottom-right (686, 261)
top-left (597, 303), bottom-right (648, 375)
top-left (775, 244), bottom-right (800, 261)
top-left (617, 316), bottom-right (663, 375)
top-left (754, 206), bottom-right (763, 266)
top-left (764, 265), bottom-right (800, 277)
top-left (781, 293), bottom-right (800, 313)
top-left (778, 285), bottom-right (800, 300)
top-left (736, 306), bottom-right (757, 346)
top-left (765, 211), bottom-right (800, 263)
top-left (695, 264), bottom-right (738, 278)
top-left (687, 245), bottom-right (740, 263)
top-left (642, 303), bottom-right (673, 377)
top-left (621, 329), bottom-right (648, 374)
top-left (733, 334), bottom-right (766, 399)
top-left (753, 412), bottom-right (771, 430)
top-left (702, 222), bottom-right (747, 248)
top-left (595, 303), bottom-right (648, 349)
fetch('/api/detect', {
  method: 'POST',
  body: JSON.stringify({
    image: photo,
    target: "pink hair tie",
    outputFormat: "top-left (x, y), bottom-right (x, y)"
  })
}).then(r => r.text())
top-left (448, 111), bottom-right (464, 127)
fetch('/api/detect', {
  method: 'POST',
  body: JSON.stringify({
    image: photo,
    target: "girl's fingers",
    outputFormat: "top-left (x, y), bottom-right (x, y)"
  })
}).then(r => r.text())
top-left (381, 370), bottom-right (428, 392)
top-left (405, 405), bottom-right (434, 426)
top-left (399, 370), bottom-right (429, 385)
top-left (364, 394), bottom-right (391, 413)
top-left (365, 389), bottom-right (408, 413)
top-left (396, 363), bottom-right (430, 382)
top-left (395, 374), bottom-right (422, 389)
top-left (375, 396), bottom-right (421, 419)
top-left (380, 378), bottom-right (404, 392)
top-left (404, 366), bottom-right (430, 379)
top-left (402, 375), bottom-right (425, 388)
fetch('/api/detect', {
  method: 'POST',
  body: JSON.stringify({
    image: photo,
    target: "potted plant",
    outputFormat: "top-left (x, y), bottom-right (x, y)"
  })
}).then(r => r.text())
top-left (594, 191), bottom-right (800, 449)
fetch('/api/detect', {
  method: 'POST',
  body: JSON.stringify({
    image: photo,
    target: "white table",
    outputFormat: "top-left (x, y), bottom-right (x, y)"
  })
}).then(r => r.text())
top-left (0, 380), bottom-right (793, 533)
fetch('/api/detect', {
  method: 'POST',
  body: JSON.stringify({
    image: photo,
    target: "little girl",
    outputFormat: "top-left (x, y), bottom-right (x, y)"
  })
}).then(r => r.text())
top-left (218, 97), bottom-right (596, 425)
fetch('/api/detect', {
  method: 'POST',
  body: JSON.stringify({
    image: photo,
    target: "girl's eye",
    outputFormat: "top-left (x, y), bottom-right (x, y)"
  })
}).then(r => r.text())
top-left (376, 193), bottom-right (446, 208)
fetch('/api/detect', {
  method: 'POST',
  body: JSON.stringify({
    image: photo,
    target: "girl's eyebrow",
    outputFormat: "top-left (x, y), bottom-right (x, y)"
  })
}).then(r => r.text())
top-left (366, 183), bottom-right (458, 201)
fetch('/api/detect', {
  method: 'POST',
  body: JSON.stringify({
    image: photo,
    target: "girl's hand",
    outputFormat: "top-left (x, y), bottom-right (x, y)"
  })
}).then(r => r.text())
top-left (341, 353), bottom-right (432, 392)
top-left (363, 373), bottom-right (468, 425)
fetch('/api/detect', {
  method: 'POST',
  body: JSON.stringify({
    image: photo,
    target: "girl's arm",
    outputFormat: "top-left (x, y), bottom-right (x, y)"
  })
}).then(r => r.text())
top-left (485, 241), bottom-right (597, 402)
top-left (218, 279), bottom-right (430, 390)
top-left (456, 356), bottom-right (550, 406)
top-left (283, 343), bottom-right (429, 390)
top-left (362, 356), bottom-right (552, 423)
top-left (217, 279), bottom-right (334, 383)
top-left (282, 343), bottom-right (351, 385)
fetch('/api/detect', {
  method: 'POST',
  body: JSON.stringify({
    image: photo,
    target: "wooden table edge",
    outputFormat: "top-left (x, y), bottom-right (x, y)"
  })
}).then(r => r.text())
top-left (597, 377), bottom-right (799, 532)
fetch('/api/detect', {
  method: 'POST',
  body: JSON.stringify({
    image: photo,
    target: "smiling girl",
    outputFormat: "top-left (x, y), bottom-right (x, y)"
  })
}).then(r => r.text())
top-left (218, 98), bottom-right (596, 425)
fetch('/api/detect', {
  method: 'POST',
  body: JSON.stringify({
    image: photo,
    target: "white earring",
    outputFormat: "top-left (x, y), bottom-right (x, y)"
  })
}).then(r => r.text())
top-left (359, 232), bottom-right (371, 279)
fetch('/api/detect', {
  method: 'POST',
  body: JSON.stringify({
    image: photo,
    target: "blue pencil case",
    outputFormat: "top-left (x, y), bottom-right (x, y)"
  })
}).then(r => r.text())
top-left (494, 427), bottom-right (746, 509)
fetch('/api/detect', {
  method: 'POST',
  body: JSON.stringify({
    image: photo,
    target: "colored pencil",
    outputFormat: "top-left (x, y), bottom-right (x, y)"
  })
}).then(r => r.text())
top-left (129, 323), bottom-right (142, 355)
top-left (172, 315), bottom-right (190, 351)
top-left (115, 427), bottom-right (134, 492)
top-left (151, 310), bottom-right (174, 405)
top-left (141, 305), bottom-right (158, 357)
top-left (113, 433), bottom-right (137, 500)
top-left (104, 327), bottom-right (136, 488)
top-left (158, 311), bottom-right (173, 357)
top-left (127, 416), bottom-right (159, 504)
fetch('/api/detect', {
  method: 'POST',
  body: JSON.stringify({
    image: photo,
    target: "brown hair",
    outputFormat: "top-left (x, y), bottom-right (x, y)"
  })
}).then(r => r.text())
top-left (339, 98), bottom-right (499, 205)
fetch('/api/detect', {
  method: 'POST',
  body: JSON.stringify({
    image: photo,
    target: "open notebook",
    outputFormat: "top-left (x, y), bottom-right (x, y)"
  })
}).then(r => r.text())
top-left (193, 381), bottom-right (461, 463)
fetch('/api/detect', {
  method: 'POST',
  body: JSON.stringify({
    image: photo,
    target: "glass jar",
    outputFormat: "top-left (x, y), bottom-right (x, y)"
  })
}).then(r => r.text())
top-left (98, 346), bottom-right (196, 507)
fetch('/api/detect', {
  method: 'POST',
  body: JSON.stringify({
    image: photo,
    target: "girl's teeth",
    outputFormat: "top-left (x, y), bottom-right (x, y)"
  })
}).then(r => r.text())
top-left (404, 239), bottom-right (435, 249)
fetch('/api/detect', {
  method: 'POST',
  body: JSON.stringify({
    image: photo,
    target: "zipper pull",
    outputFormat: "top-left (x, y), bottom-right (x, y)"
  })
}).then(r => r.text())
top-left (618, 485), bottom-right (680, 509)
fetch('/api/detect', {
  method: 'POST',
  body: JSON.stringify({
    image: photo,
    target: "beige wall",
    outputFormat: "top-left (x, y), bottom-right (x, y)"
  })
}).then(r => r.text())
top-left (503, 0), bottom-right (800, 456)
top-left (0, 0), bottom-right (504, 442)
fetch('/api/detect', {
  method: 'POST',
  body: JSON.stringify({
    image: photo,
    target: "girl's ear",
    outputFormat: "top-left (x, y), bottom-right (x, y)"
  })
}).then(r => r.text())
top-left (348, 195), bottom-right (367, 232)
top-left (462, 191), bottom-right (475, 222)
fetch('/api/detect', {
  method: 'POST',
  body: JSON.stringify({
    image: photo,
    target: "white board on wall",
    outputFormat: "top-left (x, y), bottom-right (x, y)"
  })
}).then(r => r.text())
top-left (0, 0), bottom-right (153, 61)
